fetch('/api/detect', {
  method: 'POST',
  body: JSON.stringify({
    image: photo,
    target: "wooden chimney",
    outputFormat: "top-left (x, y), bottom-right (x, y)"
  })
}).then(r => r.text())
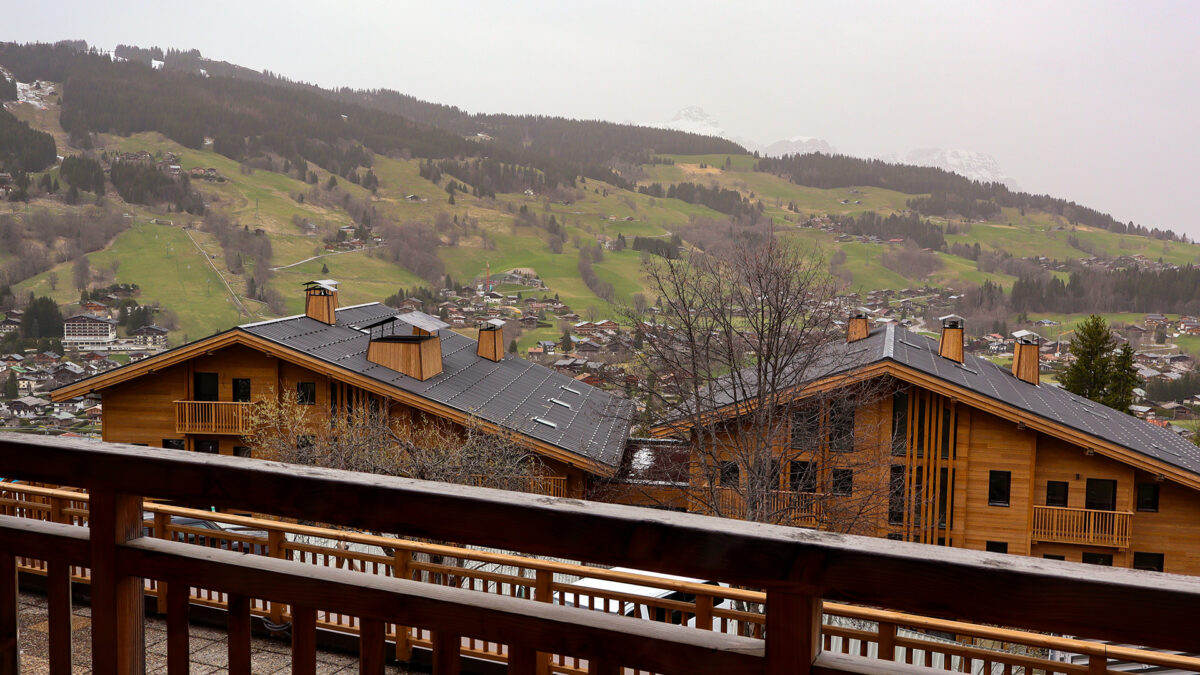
top-left (303, 280), bottom-right (339, 325)
top-left (364, 314), bottom-right (447, 381)
top-left (938, 314), bottom-right (965, 363)
top-left (477, 319), bottom-right (505, 362)
top-left (847, 313), bottom-right (870, 343)
top-left (1011, 334), bottom-right (1041, 386)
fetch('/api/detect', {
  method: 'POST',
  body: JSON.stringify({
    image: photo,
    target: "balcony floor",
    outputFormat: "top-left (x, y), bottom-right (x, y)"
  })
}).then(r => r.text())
top-left (14, 591), bottom-right (418, 674)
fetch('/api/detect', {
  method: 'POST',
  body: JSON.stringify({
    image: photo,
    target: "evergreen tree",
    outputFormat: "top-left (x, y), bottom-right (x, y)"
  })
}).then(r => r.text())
top-left (321, 263), bottom-right (329, 274)
top-left (4, 371), bottom-right (16, 399)
top-left (1102, 343), bottom-right (1139, 414)
top-left (561, 327), bottom-right (572, 353)
top-left (1061, 315), bottom-right (1120, 406)
top-left (508, 339), bottom-right (518, 354)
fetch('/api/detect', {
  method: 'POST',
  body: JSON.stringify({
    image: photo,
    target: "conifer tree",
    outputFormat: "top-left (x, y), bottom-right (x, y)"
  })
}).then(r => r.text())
top-left (1102, 343), bottom-right (1139, 414)
top-left (1062, 315), bottom-right (1116, 402)
top-left (4, 371), bottom-right (17, 399)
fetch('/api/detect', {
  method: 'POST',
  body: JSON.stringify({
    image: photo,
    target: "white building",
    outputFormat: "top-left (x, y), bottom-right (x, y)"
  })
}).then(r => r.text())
top-left (63, 314), bottom-right (118, 350)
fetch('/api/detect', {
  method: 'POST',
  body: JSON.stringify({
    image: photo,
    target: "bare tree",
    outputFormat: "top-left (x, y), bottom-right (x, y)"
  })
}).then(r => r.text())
top-left (72, 255), bottom-right (90, 292)
top-left (611, 237), bottom-right (900, 534)
top-left (243, 390), bottom-right (553, 495)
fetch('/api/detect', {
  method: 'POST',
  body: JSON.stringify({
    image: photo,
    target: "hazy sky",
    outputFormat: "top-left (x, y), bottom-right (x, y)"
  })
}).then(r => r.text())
top-left (6, 1), bottom-right (1198, 235)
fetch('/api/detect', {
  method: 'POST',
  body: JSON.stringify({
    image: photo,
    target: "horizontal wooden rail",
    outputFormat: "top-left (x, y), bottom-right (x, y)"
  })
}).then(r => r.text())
top-left (2, 433), bottom-right (1200, 675)
top-left (1, 477), bottom-right (1198, 673)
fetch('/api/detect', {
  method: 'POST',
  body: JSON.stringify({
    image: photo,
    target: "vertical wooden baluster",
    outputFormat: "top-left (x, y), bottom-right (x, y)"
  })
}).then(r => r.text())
top-left (266, 529), bottom-right (286, 632)
top-left (291, 605), bottom-right (317, 675)
top-left (1088, 653), bottom-right (1108, 675)
top-left (877, 620), bottom-right (896, 662)
top-left (47, 559), bottom-right (73, 675)
top-left (166, 582), bottom-right (190, 675)
top-left (534, 568), bottom-right (552, 675)
top-left (765, 590), bottom-right (821, 675)
top-left (507, 645), bottom-right (537, 675)
top-left (227, 593), bottom-right (251, 675)
top-left (89, 490), bottom-right (144, 675)
top-left (0, 553), bottom-right (16, 675)
top-left (359, 617), bottom-right (385, 675)
top-left (695, 594), bottom-right (713, 631)
top-left (392, 550), bottom-right (412, 662)
top-left (154, 511), bottom-right (171, 615)
top-left (432, 632), bottom-right (461, 675)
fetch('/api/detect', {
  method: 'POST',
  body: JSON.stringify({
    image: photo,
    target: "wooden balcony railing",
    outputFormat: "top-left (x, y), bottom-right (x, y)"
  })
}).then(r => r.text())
top-left (471, 474), bottom-right (568, 498)
top-left (174, 400), bottom-right (255, 435)
top-left (1032, 505), bottom-right (1133, 548)
top-left (709, 487), bottom-right (821, 526)
top-left (0, 433), bottom-right (1198, 675)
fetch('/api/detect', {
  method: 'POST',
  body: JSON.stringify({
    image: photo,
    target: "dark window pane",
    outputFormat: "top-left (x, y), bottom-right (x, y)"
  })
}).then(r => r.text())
top-left (790, 461), bottom-right (816, 493)
top-left (1043, 554), bottom-right (1065, 561)
top-left (718, 462), bottom-right (740, 488)
top-left (985, 541), bottom-right (1008, 554)
top-left (195, 439), bottom-right (219, 454)
top-left (891, 392), bottom-right (908, 456)
top-left (297, 381), bottom-right (316, 405)
top-left (1046, 481), bottom-right (1069, 507)
top-left (233, 446), bottom-right (251, 458)
top-left (889, 465), bottom-right (906, 524)
top-left (988, 470), bottom-right (1011, 506)
top-left (232, 378), bottom-right (251, 403)
top-left (1133, 552), bottom-right (1164, 572)
top-left (193, 372), bottom-right (218, 401)
top-left (829, 406), bottom-right (855, 452)
top-left (1136, 483), bottom-right (1160, 512)
top-left (1085, 479), bottom-right (1117, 511)
top-left (832, 468), bottom-right (853, 496)
top-left (790, 406), bottom-right (821, 450)
top-left (162, 439), bottom-right (185, 450)
top-left (1081, 552), bottom-right (1113, 566)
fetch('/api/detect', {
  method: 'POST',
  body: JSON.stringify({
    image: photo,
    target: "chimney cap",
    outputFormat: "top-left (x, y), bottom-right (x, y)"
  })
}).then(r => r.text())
top-left (1012, 329), bottom-right (1041, 344)
top-left (939, 314), bottom-right (964, 327)
top-left (480, 318), bottom-right (506, 330)
top-left (304, 279), bottom-right (339, 292)
top-left (396, 311), bottom-right (450, 333)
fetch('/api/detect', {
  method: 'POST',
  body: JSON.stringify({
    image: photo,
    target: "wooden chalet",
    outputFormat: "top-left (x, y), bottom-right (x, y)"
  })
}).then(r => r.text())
top-left (51, 281), bottom-right (634, 498)
top-left (654, 314), bottom-right (1200, 576)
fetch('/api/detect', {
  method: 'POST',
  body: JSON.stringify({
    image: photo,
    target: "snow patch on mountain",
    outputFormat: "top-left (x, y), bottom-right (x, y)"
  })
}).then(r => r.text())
top-left (895, 148), bottom-right (1017, 188)
top-left (647, 106), bottom-right (728, 138)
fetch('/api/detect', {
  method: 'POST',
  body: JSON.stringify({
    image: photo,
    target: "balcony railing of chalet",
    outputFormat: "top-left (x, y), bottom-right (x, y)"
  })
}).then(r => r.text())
top-left (711, 487), bottom-right (821, 526)
top-left (1032, 505), bottom-right (1133, 548)
top-left (174, 400), bottom-right (255, 435)
top-left (471, 475), bottom-right (568, 498)
top-left (0, 434), bottom-right (1199, 675)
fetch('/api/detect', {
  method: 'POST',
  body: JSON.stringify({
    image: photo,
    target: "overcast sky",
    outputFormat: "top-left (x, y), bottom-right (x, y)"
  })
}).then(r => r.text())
top-left (6, 1), bottom-right (1198, 235)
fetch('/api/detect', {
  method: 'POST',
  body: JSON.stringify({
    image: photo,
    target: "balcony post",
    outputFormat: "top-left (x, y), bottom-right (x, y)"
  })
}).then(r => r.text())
top-left (89, 489), bottom-right (145, 675)
top-left (393, 550), bottom-right (413, 661)
top-left (0, 553), bottom-right (16, 675)
top-left (877, 620), bottom-right (897, 661)
top-left (534, 569), bottom-right (553, 675)
top-left (765, 589), bottom-right (822, 675)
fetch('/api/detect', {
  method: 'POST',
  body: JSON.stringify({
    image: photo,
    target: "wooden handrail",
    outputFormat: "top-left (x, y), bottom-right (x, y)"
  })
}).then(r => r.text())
top-left (1032, 505), bottom-right (1133, 548)
top-left (173, 400), bottom-right (255, 435)
top-left (2, 475), bottom-right (1199, 673)
top-left (2, 433), bottom-right (1200, 675)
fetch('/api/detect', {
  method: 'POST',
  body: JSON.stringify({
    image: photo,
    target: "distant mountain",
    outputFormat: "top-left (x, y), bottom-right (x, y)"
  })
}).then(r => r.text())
top-left (891, 148), bottom-right (1017, 189)
top-left (760, 135), bottom-right (838, 157)
top-left (647, 106), bottom-right (727, 139)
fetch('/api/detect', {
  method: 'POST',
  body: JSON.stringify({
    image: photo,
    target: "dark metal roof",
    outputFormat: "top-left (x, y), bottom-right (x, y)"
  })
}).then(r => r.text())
top-left (709, 324), bottom-right (1200, 479)
top-left (241, 304), bottom-right (634, 469)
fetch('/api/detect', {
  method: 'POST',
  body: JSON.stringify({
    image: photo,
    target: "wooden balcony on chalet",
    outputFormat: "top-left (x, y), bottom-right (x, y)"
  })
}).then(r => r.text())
top-left (711, 487), bottom-right (822, 526)
top-left (174, 400), bottom-right (255, 435)
top-left (0, 432), bottom-right (1197, 675)
top-left (1032, 505), bottom-right (1133, 548)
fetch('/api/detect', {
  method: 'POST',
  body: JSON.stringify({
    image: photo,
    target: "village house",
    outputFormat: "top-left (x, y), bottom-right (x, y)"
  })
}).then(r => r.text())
top-left (648, 315), bottom-right (1200, 575)
top-left (52, 281), bottom-right (634, 498)
top-left (130, 324), bottom-right (169, 348)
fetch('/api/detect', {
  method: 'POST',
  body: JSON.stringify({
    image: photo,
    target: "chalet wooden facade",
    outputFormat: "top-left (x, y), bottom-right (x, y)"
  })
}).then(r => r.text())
top-left (51, 281), bottom-right (634, 498)
top-left (655, 315), bottom-right (1200, 576)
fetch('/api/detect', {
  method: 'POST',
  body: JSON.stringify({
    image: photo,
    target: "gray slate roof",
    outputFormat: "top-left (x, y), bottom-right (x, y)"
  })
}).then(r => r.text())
top-left (241, 304), bottom-right (634, 469)
top-left (806, 325), bottom-right (1200, 478)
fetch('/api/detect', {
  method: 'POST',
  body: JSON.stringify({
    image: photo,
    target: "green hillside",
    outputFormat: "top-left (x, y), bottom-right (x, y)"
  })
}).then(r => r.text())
top-left (5, 88), bottom-right (1198, 350)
